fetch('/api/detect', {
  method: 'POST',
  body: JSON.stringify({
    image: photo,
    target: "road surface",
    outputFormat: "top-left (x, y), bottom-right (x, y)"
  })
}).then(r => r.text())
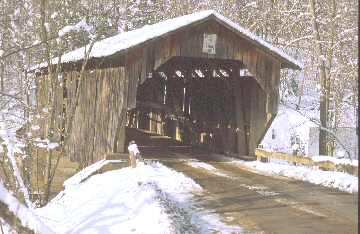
top-left (141, 147), bottom-right (358, 234)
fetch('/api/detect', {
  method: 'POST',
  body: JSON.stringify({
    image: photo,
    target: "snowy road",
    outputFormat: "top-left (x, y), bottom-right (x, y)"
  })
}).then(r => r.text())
top-left (142, 148), bottom-right (358, 234)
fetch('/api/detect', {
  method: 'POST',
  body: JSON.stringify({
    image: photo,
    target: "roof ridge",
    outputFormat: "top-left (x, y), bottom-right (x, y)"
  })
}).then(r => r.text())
top-left (30, 10), bottom-right (302, 72)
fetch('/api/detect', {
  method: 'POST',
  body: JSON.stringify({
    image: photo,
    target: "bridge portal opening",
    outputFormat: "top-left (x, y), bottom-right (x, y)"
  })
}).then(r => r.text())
top-left (125, 56), bottom-right (263, 156)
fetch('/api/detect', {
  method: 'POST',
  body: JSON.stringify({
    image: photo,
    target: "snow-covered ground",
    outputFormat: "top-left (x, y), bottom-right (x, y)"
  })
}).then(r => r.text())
top-left (254, 94), bottom-right (358, 193)
top-left (63, 159), bottom-right (115, 189)
top-left (230, 160), bottom-right (358, 193)
top-left (35, 162), bottom-right (242, 234)
top-left (311, 155), bottom-right (358, 167)
top-left (186, 160), bottom-right (230, 177)
top-left (184, 157), bottom-right (357, 194)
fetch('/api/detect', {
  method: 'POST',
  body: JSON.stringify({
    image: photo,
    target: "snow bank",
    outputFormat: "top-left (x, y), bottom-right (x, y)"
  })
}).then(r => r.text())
top-left (36, 162), bottom-right (242, 233)
top-left (231, 160), bottom-right (358, 193)
top-left (63, 159), bottom-right (125, 189)
top-left (311, 155), bottom-right (358, 167)
top-left (63, 159), bottom-right (110, 189)
top-left (0, 183), bottom-right (54, 234)
top-left (187, 160), bottom-right (230, 177)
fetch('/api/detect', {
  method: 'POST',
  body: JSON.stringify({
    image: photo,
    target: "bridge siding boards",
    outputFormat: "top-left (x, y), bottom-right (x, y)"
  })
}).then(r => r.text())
top-left (65, 68), bottom-right (127, 164)
top-left (36, 68), bottom-right (128, 164)
top-left (35, 14), bottom-right (298, 166)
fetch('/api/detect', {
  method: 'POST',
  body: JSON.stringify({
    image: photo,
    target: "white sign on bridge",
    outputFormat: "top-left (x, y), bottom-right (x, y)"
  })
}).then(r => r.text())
top-left (203, 33), bottom-right (217, 54)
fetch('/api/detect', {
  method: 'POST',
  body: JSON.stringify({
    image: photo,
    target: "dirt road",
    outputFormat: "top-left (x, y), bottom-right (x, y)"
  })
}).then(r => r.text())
top-left (141, 148), bottom-right (358, 234)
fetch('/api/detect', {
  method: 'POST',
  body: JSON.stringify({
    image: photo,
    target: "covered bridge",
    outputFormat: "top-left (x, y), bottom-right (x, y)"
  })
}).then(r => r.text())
top-left (33, 10), bottom-right (301, 166)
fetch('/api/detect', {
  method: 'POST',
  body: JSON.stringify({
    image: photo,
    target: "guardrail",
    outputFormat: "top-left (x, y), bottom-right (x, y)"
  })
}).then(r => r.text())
top-left (255, 148), bottom-right (358, 176)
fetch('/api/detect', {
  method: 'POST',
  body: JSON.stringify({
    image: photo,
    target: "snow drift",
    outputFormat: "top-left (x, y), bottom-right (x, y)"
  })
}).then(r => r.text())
top-left (35, 162), bottom-right (242, 233)
top-left (231, 160), bottom-right (358, 193)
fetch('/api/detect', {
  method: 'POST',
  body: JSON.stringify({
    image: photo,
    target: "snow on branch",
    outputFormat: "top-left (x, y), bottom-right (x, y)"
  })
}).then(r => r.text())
top-left (0, 126), bottom-right (33, 208)
top-left (58, 19), bottom-right (93, 38)
top-left (0, 183), bottom-right (55, 234)
top-left (33, 138), bottom-right (59, 150)
top-left (281, 103), bottom-right (354, 161)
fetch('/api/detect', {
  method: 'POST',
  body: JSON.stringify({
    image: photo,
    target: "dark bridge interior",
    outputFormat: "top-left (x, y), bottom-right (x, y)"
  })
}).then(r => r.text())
top-left (125, 56), bottom-right (261, 156)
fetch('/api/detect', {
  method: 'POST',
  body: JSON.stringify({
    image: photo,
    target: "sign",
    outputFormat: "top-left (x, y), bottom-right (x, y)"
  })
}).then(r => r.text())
top-left (202, 33), bottom-right (217, 54)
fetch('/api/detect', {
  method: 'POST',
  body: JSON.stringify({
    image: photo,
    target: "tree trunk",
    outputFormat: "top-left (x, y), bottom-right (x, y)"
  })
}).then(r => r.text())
top-left (40, 0), bottom-right (57, 204)
top-left (309, 0), bottom-right (329, 155)
top-left (0, 61), bottom-right (4, 92)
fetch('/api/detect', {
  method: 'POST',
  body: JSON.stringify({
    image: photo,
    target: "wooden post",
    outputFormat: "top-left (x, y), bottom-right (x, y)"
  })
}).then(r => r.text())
top-left (234, 80), bottom-right (248, 156)
top-left (149, 110), bottom-right (153, 132)
top-left (176, 123), bottom-right (181, 141)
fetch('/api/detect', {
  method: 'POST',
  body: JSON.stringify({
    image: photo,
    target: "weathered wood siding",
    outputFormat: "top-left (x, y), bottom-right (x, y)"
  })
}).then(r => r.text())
top-left (233, 77), bottom-right (278, 156)
top-left (35, 17), bottom-right (284, 162)
top-left (65, 67), bottom-right (128, 164)
top-left (36, 67), bottom-right (129, 166)
top-left (35, 72), bottom-right (65, 143)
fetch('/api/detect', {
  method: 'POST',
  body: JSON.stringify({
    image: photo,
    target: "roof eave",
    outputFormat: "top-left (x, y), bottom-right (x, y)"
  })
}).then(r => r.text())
top-left (209, 14), bottom-right (302, 71)
top-left (31, 11), bottom-right (302, 72)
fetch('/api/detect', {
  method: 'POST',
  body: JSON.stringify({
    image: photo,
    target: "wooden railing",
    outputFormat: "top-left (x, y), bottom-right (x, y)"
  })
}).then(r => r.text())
top-left (255, 148), bottom-right (358, 176)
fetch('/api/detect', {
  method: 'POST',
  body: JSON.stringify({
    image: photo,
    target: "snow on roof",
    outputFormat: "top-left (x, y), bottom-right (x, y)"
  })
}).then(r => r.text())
top-left (32, 10), bottom-right (302, 71)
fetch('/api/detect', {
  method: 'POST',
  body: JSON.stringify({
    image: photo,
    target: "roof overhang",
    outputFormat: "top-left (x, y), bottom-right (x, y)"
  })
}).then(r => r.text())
top-left (30, 10), bottom-right (302, 73)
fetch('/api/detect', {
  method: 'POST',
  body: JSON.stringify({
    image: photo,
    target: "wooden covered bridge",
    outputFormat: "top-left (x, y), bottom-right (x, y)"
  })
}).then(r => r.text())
top-left (33, 10), bottom-right (301, 166)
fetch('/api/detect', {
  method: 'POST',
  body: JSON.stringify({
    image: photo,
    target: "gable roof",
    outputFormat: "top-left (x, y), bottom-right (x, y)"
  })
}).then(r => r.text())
top-left (32, 10), bottom-right (302, 71)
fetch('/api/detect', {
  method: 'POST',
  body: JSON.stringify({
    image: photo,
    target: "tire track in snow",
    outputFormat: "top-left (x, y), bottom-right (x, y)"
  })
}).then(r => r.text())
top-left (140, 182), bottom-right (200, 233)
